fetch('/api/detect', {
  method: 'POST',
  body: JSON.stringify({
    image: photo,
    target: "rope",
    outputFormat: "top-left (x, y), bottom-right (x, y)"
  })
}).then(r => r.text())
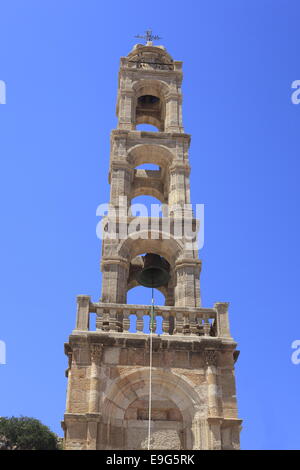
top-left (147, 286), bottom-right (154, 450)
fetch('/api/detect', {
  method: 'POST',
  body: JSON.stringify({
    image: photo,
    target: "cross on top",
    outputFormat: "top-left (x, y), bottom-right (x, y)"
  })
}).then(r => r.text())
top-left (135, 29), bottom-right (162, 44)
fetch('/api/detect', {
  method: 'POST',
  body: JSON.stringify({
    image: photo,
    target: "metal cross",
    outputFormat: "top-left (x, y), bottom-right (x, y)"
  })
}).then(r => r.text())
top-left (135, 29), bottom-right (162, 44)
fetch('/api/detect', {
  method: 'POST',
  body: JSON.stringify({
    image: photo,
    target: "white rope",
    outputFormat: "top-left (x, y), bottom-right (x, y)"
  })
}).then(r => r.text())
top-left (147, 287), bottom-right (154, 450)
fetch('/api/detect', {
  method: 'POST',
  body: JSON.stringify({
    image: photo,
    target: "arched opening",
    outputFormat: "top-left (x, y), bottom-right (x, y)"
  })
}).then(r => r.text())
top-left (130, 195), bottom-right (165, 216)
top-left (100, 368), bottom-right (200, 450)
top-left (124, 396), bottom-right (184, 449)
top-left (135, 94), bottom-right (164, 131)
top-left (135, 163), bottom-right (160, 170)
top-left (136, 123), bottom-right (159, 132)
top-left (127, 284), bottom-right (165, 306)
top-left (133, 80), bottom-right (169, 132)
top-left (118, 231), bottom-right (183, 267)
top-left (128, 144), bottom-right (174, 169)
top-left (131, 161), bottom-right (167, 207)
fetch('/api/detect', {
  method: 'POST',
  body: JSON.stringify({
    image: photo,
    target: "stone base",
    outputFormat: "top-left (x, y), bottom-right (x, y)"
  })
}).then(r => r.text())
top-left (63, 332), bottom-right (241, 450)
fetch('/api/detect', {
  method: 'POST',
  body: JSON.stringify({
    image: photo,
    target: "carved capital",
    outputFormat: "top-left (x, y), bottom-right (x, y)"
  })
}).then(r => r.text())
top-left (204, 349), bottom-right (218, 366)
top-left (214, 302), bottom-right (229, 314)
top-left (90, 344), bottom-right (103, 364)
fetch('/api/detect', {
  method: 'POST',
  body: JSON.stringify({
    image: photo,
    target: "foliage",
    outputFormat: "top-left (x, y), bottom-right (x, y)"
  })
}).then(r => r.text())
top-left (0, 416), bottom-right (61, 450)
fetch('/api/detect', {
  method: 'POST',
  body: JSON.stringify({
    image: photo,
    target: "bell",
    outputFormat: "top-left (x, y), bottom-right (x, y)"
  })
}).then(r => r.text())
top-left (136, 253), bottom-right (170, 288)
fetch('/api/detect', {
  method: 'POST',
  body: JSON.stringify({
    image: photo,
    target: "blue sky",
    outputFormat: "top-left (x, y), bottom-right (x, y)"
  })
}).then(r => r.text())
top-left (0, 0), bottom-right (300, 450)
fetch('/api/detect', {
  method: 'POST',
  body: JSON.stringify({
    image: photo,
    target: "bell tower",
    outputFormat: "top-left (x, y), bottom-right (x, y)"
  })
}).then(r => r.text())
top-left (62, 39), bottom-right (242, 450)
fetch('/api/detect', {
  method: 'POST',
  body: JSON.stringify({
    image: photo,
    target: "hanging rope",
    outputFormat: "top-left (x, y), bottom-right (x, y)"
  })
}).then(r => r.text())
top-left (147, 286), bottom-right (154, 450)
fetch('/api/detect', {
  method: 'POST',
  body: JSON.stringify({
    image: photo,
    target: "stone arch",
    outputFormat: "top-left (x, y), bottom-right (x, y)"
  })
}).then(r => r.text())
top-left (117, 229), bottom-right (184, 266)
top-left (126, 279), bottom-right (173, 306)
top-left (128, 145), bottom-right (174, 204)
top-left (128, 144), bottom-right (175, 169)
top-left (130, 183), bottom-right (166, 204)
top-left (101, 368), bottom-right (202, 449)
top-left (132, 79), bottom-right (170, 100)
top-left (127, 252), bottom-right (175, 306)
top-left (132, 79), bottom-right (171, 131)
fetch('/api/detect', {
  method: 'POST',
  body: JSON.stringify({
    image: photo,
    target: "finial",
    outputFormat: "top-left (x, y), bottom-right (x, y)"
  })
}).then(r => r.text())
top-left (134, 29), bottom-right (162, 45)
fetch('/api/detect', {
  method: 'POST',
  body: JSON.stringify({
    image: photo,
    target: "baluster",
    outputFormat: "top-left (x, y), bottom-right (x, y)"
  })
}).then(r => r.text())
top-left (108, 309), bottom-right (118, 332)
top-left (196, 314), bottom-right (204, 336)
top-left (96, 308), bottom-right (103, 330)
top-left (152, 315), bottom-right (157, 334)
top-left (116, 310), bottom-right (123, 332)
top-left (189, 312), bottom-right (198, 335)
top-left (122, 309), bottom-right (130, 332)
top-left (183, 313), bottom-right (190, 335)
top-left (203, 314), bottom-right (210, 336)
top-left (169, 315), bottom-right (175, 335)
top-left (102, 309), bottom-right (111, 331)
top-left (162, 312), bottom-right (169, 335)
top-left (136, 309), bottom-right (144, 333)
top-left (174, 312), bottom-right (184, 335)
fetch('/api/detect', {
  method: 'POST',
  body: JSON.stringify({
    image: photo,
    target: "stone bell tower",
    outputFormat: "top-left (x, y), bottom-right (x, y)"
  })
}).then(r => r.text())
top-left (62, 39), bottom-right (242, 450)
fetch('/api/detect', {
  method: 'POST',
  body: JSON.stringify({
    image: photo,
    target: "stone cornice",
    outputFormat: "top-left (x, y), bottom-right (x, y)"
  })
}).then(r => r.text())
top-left (67, 332), bottom-right (238, 351)
top-left (110, 129), bottom-right (191, 144)
top-left (109, 159), bottom-right (132, 171)
top-left (175, 258), bottom-right (202, 270)
top-left (101, 256), bottom-right (129, 270)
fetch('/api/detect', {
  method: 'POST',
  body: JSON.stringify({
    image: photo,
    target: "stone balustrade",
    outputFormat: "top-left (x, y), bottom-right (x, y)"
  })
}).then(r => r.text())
top-left (75, 296), bottom-right (232, 339)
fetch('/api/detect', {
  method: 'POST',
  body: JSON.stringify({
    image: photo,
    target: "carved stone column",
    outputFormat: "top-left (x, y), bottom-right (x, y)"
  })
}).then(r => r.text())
top-left (88, 344), bottom-right (103, 414)
top-left (204, 350), bottom-right (219, 418)
top-left (117, 90), bottom-right (135, 130)
top-left (101, 257), bottom-right (128, 303)
top-left (109, 161), bottom-right (133, 209)
top-left (75, 295), bottom-right (90, 331)
top-left (175, 259), bottom-right (201, 307)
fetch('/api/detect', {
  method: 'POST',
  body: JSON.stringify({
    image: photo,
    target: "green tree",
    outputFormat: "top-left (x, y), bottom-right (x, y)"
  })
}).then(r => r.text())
top-left (0, 417), bottom-right (61, 450)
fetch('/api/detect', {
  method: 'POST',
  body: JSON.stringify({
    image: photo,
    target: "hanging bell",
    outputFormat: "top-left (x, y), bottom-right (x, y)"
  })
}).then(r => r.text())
top-left (136, 253), bottom-right (170, 288)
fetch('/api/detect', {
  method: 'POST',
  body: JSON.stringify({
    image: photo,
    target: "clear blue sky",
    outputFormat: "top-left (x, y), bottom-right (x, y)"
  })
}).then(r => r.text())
top-left (0, 0), bottom-right (299, 450)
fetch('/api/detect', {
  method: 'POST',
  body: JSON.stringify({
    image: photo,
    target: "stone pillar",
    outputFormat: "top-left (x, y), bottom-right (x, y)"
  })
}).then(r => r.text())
top-left (214, 302), bottom-right (232, 338)
top-left (109, 161), bottom-right (133, 209)
top-left (175, 259), bottom-right (201, 307)
top-left (75, 295), bottom-right (90, 330)
top-left (204, 350), bottom-right (219, 418)
top-left (101, 257), bottom-right (128, 303)
top-left (191, 417), bottom-right (209, 450)
top-left (207, 418), bottom-right (222, 450)
top-left (117, 91), bottom-right (135, 130)
top-left (165, 94), bottom-right (183, 133)
top-left (88, 344), bottom-right (102, 414)
top-left (87, 417), bottom-right (99, 450)
top-left (168, 162), bottom-right (191, 210)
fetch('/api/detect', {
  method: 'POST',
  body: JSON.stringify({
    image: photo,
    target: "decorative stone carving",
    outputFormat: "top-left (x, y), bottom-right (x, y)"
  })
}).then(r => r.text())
top-left (90, 345), bottom-right (103, 364)
top-left (204, 349), bottom-right (218, 366)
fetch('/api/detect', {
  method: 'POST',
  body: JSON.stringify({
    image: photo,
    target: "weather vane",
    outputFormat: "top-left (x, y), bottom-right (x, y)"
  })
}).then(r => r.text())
top-left (135, 29), bottom-right (162, 44)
